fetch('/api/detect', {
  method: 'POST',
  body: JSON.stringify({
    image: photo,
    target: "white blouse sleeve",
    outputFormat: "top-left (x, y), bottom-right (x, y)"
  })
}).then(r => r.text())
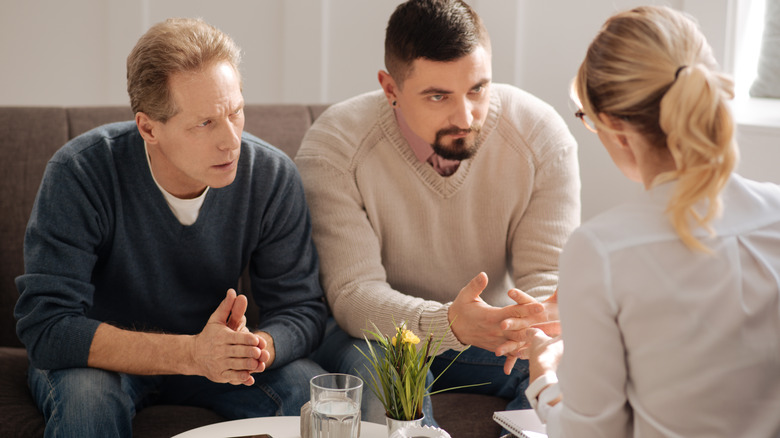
top-left (551, 227), bottom-right (632, 437)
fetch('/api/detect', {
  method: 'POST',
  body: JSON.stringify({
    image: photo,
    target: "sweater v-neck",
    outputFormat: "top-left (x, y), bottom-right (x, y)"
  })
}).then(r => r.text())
top-left (132, 136), bottom-right (215, 237)
top-left (377, 90), bottom-right (501, 199)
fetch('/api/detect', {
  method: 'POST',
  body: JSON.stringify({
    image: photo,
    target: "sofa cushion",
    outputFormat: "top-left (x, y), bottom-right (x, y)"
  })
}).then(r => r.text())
top-left (243, 105), bottom-right (314, 158)
top-left (67, 106), bottom-right (135, 138)
top-left (0, 347), bottom-right (45, 436)
top-left (0, 108), bottom-right (70, 348)
top-left (750, 0), bottom-right (780, 98)
top-left (65, 105), bottom-right (329, 159)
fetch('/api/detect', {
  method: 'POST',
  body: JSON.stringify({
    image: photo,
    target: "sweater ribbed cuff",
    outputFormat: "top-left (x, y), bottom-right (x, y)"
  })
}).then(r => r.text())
top-left (419, 302), bottom-right (468, 352)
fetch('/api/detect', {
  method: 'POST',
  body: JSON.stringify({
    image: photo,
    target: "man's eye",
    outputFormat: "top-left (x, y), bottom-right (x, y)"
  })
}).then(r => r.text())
top-left (472, 85), bottom-right (483, 93)
top-left (198, 120), bottom-right (212, 127)
top-left (430, 95), bottom-right (445, 102)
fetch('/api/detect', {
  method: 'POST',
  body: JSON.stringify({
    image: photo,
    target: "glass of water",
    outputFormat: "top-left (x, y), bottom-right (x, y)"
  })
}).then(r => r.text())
top-left (310, 373), bottom-right (362, 438)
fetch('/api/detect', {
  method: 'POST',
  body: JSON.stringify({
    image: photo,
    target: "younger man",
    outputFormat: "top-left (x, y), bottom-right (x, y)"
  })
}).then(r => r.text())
top-left (297, 0), bottom-right (580, 425)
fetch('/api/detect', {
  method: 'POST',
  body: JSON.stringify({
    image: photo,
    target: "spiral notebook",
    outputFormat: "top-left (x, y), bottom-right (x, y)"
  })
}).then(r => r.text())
top-left (493, 409), bottom-right (547, 438)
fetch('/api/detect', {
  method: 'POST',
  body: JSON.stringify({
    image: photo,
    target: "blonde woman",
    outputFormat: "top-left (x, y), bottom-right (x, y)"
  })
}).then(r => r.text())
top-left (519, 6), bottom-right (780, 437)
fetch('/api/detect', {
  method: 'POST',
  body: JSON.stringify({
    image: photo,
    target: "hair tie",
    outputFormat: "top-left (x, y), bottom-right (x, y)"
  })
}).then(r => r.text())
top-left (674, 65), bottom-right (687, 80)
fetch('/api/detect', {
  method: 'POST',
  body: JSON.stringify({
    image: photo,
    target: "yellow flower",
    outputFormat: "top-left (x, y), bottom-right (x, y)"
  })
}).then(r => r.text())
top-left (401, 329), bottom-right (420, 345)
top-left (392, 329), bottom-right (420, 346)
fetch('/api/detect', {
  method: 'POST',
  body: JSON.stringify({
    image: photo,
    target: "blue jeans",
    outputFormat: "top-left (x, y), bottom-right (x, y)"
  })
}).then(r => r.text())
top-left (310, 319), bottom-right (531, 427)
top-left (28, 358), bottom-right (325, 438)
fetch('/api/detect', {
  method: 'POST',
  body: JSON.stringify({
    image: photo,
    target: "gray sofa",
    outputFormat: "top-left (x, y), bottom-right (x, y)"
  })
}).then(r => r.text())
top-left (0, 105), bottom-right (507, 437)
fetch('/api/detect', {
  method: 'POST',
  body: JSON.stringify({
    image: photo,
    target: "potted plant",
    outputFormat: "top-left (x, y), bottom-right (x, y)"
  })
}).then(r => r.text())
top-left (355, 322), bottom-right (485, 434)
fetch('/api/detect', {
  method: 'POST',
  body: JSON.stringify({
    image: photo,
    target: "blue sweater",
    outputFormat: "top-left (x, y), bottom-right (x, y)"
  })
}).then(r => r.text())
top-left (15, 121), bottom-right (327, 370)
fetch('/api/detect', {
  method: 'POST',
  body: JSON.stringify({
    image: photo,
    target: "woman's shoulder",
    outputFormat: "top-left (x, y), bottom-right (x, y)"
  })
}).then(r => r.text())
top-left (717, 174), bottom-right (780, 232)
top-left (729, 173), bottom-right (780, 203)
top-left (570, 186), bottom-right (677, 256)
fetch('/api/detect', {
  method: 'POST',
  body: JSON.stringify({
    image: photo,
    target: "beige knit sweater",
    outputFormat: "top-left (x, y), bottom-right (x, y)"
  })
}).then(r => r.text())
top-left (295, 84), bottom-right (580, 351)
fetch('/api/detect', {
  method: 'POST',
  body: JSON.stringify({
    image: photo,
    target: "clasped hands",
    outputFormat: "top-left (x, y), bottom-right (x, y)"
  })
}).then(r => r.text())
top-left (448, 272), bottom-right (560, 375)
top-left (191, 289), bottom-right (273, 386)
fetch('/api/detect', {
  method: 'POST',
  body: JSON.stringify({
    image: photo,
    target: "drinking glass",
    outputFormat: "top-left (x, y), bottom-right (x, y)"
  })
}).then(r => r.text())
top-left (310, 373), bottom-right (362, 438)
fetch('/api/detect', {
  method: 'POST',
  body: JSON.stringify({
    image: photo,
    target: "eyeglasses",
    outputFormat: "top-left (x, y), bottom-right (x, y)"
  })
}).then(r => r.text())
top-left (574, 110), bottom-right (597, 133)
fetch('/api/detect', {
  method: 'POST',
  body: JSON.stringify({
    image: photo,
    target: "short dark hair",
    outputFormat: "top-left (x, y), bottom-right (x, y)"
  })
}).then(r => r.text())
top-left (384, 0), bottom-right (490, 86)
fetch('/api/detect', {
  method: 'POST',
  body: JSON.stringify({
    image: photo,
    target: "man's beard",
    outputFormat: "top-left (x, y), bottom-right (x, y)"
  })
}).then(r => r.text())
top-left (432, 125), bottom-right (481, 160)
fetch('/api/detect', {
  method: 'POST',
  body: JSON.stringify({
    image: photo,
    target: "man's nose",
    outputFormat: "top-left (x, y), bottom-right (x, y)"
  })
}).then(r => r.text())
top-left (218, 121), bottom-right (241, 151)
top-left (450, 97), bottom-right (474, 130)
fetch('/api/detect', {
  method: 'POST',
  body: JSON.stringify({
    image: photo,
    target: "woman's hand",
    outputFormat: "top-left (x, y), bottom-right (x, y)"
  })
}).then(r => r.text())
top-left (519, 328), bottom-right (563, 382)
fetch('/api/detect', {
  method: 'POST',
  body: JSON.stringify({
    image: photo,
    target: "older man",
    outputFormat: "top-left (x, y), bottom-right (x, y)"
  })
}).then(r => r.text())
top-left (15, 18), bottom-right (327, 437)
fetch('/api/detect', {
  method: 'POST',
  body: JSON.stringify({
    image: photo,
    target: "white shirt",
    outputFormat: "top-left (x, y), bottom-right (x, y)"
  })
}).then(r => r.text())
top-left (542, 174), bottom-right (780, 438)
top-left (144, 141), bottom-right (208, 225)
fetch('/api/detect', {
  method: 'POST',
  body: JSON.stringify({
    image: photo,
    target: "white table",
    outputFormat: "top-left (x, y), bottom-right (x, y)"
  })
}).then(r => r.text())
top-left (172, 416), bottom-right (386, 438)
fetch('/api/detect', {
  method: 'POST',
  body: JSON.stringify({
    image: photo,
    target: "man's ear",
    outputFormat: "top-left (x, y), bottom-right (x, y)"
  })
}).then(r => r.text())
top-left (135, 112), bottom-right (159, 145)
top-left (378, 70), bottom-right (398, 107)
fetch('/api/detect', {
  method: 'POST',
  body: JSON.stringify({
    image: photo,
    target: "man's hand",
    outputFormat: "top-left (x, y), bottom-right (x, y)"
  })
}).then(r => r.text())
top-left (497, 289), bottom-right (559, 374)
top-left (501, 289), bottom-right (558, 335)
top-left (448, 273), bottom-right (545, 353)
top-left (223, 290), bottom-right (275, 370)
top-left (226, 289), bottom-right (249, 332)
top-left (191, 289), bottom-right (267, 386)
top-left (256, 331), bottom-right (275, 369)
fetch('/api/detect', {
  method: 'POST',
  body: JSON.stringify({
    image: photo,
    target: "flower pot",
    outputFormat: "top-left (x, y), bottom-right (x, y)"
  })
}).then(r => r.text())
top-left (385, 414), bottom-right (424, 436)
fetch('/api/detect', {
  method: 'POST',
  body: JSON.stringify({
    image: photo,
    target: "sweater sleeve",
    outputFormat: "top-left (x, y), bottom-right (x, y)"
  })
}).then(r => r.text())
top-left (507, 102), bottom-right (581, 299)
top-left (15, 160), bottom-right (107, 370)
top-left (295, 124), bottom-right (465, 351)
top-left (247, 155), bottom-right (328, 368)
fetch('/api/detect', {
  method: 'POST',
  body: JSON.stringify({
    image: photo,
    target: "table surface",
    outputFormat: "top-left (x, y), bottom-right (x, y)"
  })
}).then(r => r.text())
top-left (171, 416), bottom-right (386, 438)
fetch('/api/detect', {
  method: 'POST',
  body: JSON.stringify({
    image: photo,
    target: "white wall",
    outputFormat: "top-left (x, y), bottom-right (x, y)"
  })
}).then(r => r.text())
top-left (1, 0), bottom-right (775, 220)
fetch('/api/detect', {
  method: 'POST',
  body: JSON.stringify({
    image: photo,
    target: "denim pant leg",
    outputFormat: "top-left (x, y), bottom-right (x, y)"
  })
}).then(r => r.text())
top-left (159, 358), bottom-right (326, 419)
top-left (310, 319), bottom-right (438, 427)
top-left (28, 366), bottom-right (157, 438)
top-left (430, 346), bottom-right (531, 410)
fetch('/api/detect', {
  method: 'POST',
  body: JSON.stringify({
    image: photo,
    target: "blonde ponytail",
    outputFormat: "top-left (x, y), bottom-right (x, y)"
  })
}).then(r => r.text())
top-left (658, 64), bottom-right (737, 251)
top-left (576, 6), bottom-right (738, 251)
